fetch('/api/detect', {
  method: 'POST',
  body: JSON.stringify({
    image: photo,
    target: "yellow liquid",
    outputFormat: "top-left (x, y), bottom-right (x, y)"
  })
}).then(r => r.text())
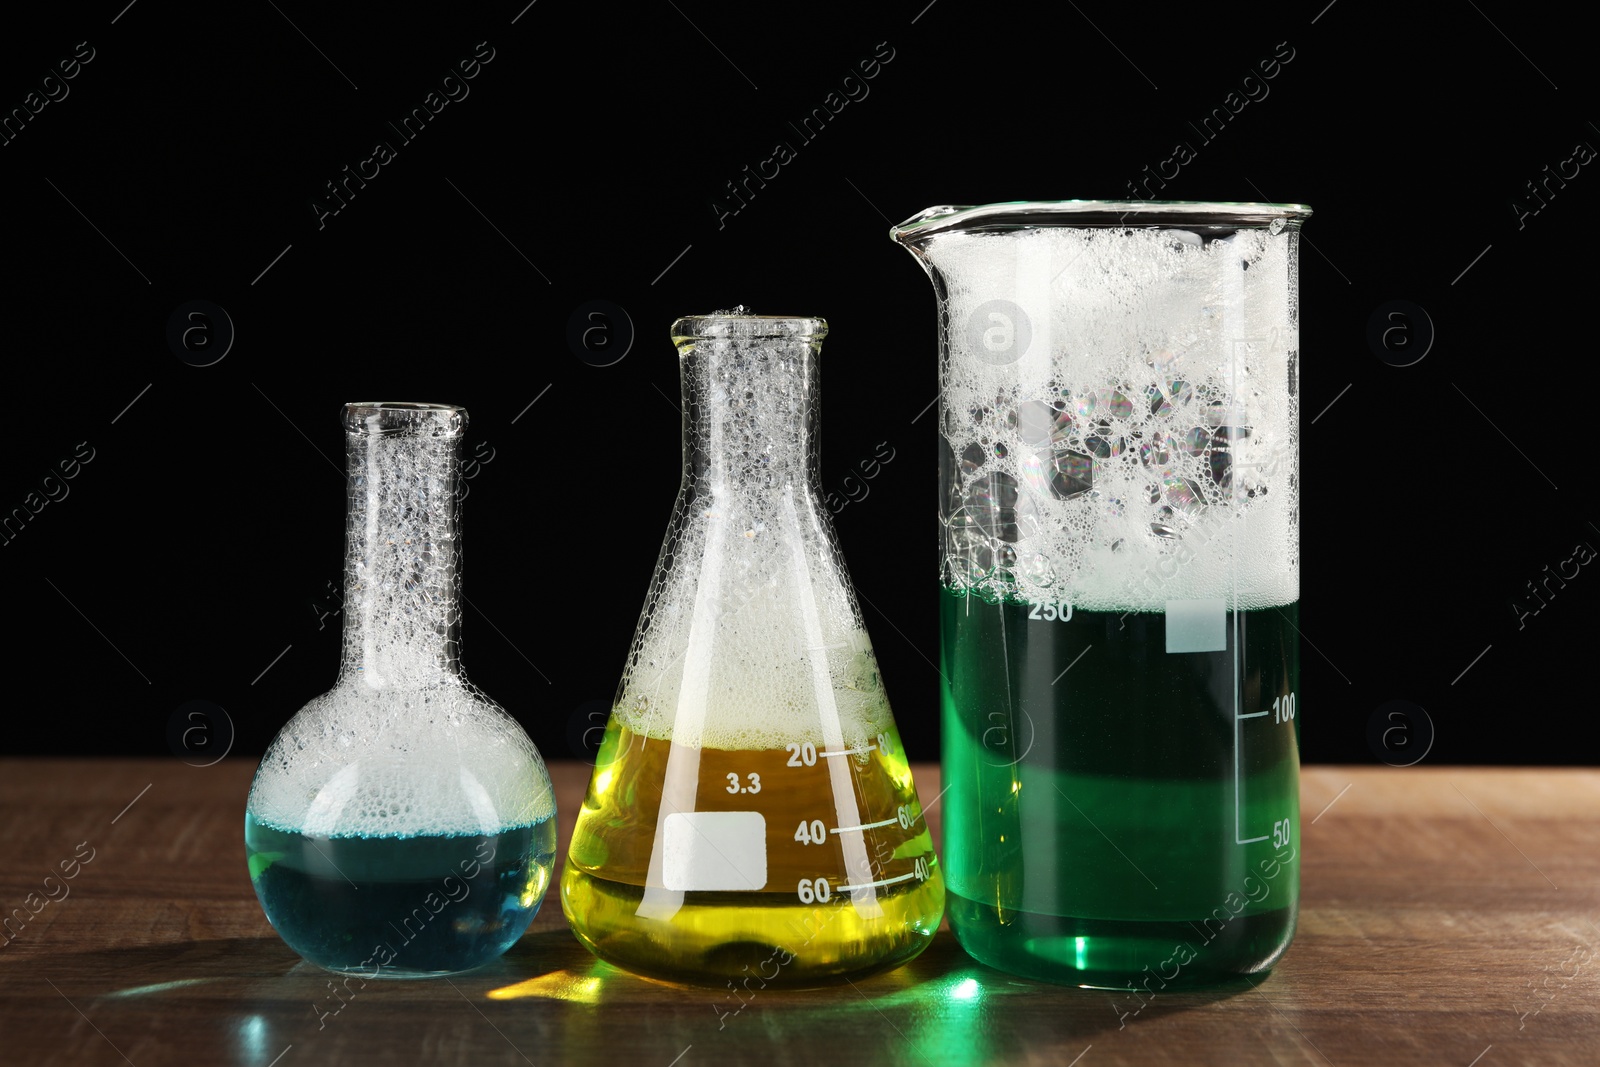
top-left (562, 718), bottom-right (944, 985)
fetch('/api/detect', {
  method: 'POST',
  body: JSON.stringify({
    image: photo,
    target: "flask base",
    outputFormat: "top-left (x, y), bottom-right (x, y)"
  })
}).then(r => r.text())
top-left (561, 866), bottom-right (943, 987)
top-left (947, 891), bottom-right (1295, 988)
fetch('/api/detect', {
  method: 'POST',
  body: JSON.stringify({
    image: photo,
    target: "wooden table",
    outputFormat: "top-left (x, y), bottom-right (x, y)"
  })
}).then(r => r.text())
top-left (1, 760), bottom-right (1596, 1066)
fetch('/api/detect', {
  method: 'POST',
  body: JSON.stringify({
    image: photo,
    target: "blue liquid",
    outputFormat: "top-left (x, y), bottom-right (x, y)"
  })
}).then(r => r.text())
top-left (245, 814), bottom-right (556, 976)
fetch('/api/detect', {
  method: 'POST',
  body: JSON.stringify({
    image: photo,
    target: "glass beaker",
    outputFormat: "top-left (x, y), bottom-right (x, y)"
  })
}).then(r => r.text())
top-left (562, 313), bottom-right (944, 985)
top-left (892, 202), bottom-right (1307, 986)
top-left (245, 402), bottom-right (557, 978)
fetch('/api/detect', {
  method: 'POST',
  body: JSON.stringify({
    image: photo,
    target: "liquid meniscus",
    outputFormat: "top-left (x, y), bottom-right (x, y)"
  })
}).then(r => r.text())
top-left (246, 816), bottom-right (557, 977)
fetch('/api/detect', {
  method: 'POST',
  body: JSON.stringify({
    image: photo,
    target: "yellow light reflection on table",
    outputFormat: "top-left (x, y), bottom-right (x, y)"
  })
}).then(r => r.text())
top-left (487, 970), bottom-right (606, 1004)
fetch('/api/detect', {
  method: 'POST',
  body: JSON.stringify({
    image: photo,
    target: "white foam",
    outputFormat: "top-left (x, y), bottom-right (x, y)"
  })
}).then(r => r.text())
top-left (926, 226), bottom-right (1300, 610)
top-left (247, 681), bottom-right (556, 838)
top-left (247, 416), bottom-right (555, 839)
top-left (615, 543), bottom-right (891, 750)
top-left (614, 328), bottom-right (892, 752)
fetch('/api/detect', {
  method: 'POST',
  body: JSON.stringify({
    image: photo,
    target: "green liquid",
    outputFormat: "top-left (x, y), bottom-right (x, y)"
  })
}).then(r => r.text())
top-left (939, 588), bottom-right (1300, 986)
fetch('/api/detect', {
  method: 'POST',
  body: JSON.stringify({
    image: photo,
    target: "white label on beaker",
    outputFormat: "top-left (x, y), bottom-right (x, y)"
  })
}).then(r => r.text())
top-left (1165, 598), bottom-right (1227, 653)
top-left (662, 811), bottom-right (768, 891)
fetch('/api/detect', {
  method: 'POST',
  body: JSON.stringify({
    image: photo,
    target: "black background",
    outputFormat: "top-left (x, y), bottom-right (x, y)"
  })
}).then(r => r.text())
top-left (1, 1), bottom-right (1591, 766)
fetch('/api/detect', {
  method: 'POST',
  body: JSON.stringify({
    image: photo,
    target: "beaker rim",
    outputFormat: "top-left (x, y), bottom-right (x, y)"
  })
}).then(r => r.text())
top-left (342, 402), bottom-right (467, 437)
top-left (891, 200), bottom-right (1312, 242)
top-left (672, 314), bottom-right (828, 343)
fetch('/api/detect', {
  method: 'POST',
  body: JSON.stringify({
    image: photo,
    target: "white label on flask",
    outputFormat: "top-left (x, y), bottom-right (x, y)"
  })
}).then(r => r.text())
top-left (662, 811), bottom-right (768, 891)
top-left (1165, 598), bottom-right (1227, 653)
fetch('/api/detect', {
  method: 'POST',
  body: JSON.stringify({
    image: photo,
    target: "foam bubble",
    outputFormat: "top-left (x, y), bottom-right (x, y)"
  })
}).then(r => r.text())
top-left (615, 547), bottom-right (892, 750)
top-left (614, 323), bottom-right (892, 752)
top-left (336, 423), bottom-right (463, 690)
top-left (247, 409), bottom-right (554, 839)
top-left (247, 681), bottom-right (555, 838)
top-left (927, 226), bottom-right (1300, 610)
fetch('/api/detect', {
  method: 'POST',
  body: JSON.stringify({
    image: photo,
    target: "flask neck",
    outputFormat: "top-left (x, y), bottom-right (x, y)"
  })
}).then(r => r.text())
top-left (337, 408), bottom-right (465, 689)
top-left (681, 331), bottom-right (822, 496)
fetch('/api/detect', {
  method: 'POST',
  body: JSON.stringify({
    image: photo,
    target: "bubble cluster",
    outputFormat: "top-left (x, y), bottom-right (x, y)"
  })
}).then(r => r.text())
top-left (926, 226), bottom-right (1300, 610)
top-left (337, 426), bottom-right (464, 689)
top-left (616, 323), bottom-right (891, 752)
top-left (247, 411), bottom-right (555, 839)
top-left (247, 682), bottom-right (555, 838)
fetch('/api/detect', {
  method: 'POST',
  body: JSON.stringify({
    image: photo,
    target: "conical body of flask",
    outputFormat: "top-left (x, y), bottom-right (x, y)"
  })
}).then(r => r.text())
top-left (245, 403), bottom-right (557, 978)
top-left (562, 315), bottom-right (943, 985)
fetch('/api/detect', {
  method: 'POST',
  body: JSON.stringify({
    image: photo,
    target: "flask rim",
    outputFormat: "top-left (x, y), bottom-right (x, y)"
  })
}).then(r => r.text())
top-left (891, 200), bottom-right (1312, 244)
top-left (672, 314), bottom-right (828, 344)
top-left (342, 402), bottom-right (467, 438)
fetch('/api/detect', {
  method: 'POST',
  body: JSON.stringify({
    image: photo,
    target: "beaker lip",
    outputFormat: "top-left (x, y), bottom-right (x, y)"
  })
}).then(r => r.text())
top-left (342, 402), bottom-right (467, 438)
top-left (671, 313), bottom-right (828, 343)
top-left (890, 200), bottom-right (1313, 243)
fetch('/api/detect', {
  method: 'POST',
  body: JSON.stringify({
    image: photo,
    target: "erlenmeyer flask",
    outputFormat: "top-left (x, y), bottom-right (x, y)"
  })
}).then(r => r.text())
top-left (246, 402), bottom-right (557, 978)
top-left (562, 313), bottom-right (943, 985)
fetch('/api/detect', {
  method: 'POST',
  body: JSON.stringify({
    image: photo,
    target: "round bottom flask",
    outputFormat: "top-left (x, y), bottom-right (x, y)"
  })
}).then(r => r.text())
top-left (245, 403), bottom-right (557, 978)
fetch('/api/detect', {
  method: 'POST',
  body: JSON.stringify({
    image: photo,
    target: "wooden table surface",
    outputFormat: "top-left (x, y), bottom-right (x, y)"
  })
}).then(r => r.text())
top-left (1, 760), bottom-right (1596, 1066)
